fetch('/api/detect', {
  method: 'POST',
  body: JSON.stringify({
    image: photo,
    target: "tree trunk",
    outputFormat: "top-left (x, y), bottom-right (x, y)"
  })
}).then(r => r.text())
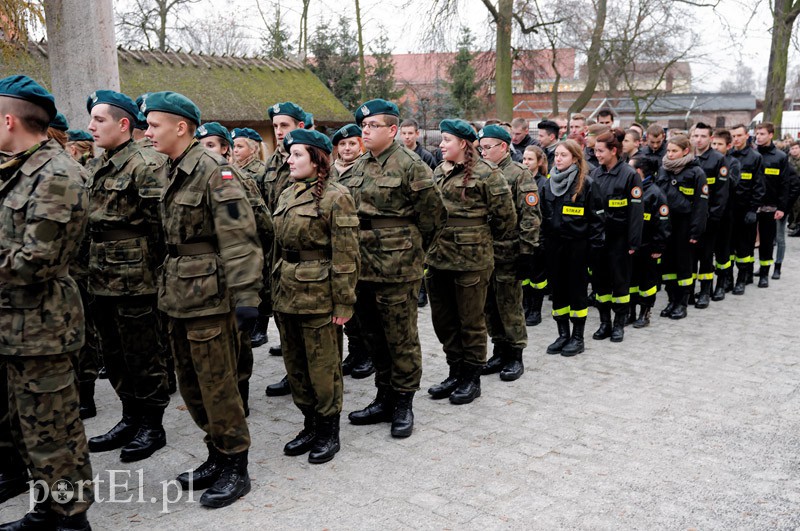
top-left (495, 0), bottom-right (513, 121)
top-left (568, 0), bottom-right (607, 114)
top-left (299, 0), bottom-right (310, 59)
top-left (355, 0), bottom-right (367, 101)
top-left (550, 50), bottom-right (561, 115)
top-left (763, 0), bottom-right (800, 133)
top-left (158, 0), bottom-right (167, 51)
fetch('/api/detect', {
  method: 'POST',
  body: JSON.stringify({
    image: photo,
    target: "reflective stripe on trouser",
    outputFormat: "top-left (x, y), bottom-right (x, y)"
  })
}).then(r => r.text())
top-left (756, 211), bottom-right (777, 267)
top-left (545, 236), bottom-right (589, 323)
top-left (633, 253), bottom-right (660, 306)
top-left (485, 262), bottom-right (527, 349)
top-left (696, 218), bottom-right (720, 279)
top-left (662, 213), bottom-right (695, 291)
top-left (591, 230), bottom-right (633, 308)
top-left (732, 206), bottom-right (757, 270)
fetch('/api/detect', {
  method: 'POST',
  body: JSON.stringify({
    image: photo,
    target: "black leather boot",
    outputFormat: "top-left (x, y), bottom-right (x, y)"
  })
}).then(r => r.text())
top-left (610, 307), bottom-right (627, 343)
top-left (745, 267), bottom-right (754, 284)
top-left (724, 268), bottom-right (734, 292)
top-left (177, 444), bottom-right (222, 490)
top-left (348, 388), bottom-right (393, 424)
top-left (427, 363), bottom-right (461, 399)
top-left (733, 267), bottom-right (747, 295)
top-left (499, 347), bottom-right (524, 381)
top-left (269, 345), bottom-right (282, 357)
top-left (0, 502), bottom-right (58, 530)
top-left (772, 262), bottom-right (782, 279)
top-left (265, 375), bottom-right (291, 397)
top-left (250, 314), bottom-right (269, 348)
top-left (391, 392), bottom-right (414, 438)
top-left (593, 304), bottom-right (612, 340)
top-left (561, 317), bottom-right (585, 356)
top-left (0, 452), bottom-right (28, 505)
top-left (758, 265), bottom-right (769, 288)
top-left (660, 284), bottom-right (677, 316)
top-left (694, 280), bottom-right (712, 309)
top-left (88, 406), bottom-right (140, 452)
top-left (350, 355), bottom-right (375, 380)
top-left (341, 351), bottom-right (356, 376)
top-left (238, 380), bottom-right (250, 417)
top-left (525, 289), bottom-right (543, 326)
top-left (55, 512), bottom-right (91, 531)
top-left (711, 273), bottom-right (726, 301)
top-left (120, 409), bottom-right (167, 462)
top-left (546, 316), bottom-right (571, 354)
top-left (669, 289), bottom-right (689, 320)
top-left (284, 409), bottom-right (316, 456)
top-left (481, 343), bottom-right (506, 375)
top-left (308, 415), bottom-right (340, 464)
top-left (199, 451), bottom-right (251, 508)
top-left (449, 364), bottom-right (481, 405)
top-left (632, 305), bottom-right (651, 328)
top-left (79, 381), bottom-right (96, 420)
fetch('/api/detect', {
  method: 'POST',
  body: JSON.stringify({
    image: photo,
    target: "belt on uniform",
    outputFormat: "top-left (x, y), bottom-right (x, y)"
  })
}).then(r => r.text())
top-left (92, 228), bottom-right (147, 242)
top-left (446, 217), bottom-right (487, 227)
top-left (167, 241), bottom-right (216, 257)
top-left (359, 217), bottom-right (413, 230)
top-left (281, 249), bottom-right (331, 263)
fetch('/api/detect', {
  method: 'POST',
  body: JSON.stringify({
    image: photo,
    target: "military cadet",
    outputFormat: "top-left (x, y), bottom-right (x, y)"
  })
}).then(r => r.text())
top-left (729, 124), bottom-right (766, 295)
top-left (657, 134), bottom-right (709, 319)
top-left (330, 123), bottom-right (375, 380)
top-left (629, 156), bottom-right (671, 328)
top-left (521, 145), bottom-right (550, 326)
top-left (47, 111), bottom-right (69, 147)
top-left (81, 90), bottom-right (171, 464)
top-left (690, 122), bottom-right (729, 308)
top-left (272, 129), bottom-right (359, 463)
top-left (542, 140), bottom-right (604, 356)
top-left (143, 91), bottom-right (262, 508)
top-left (263, 102), bottom-right (307, 393)
top-left (66, 129), bottom-right (95, 166)
top-left (476, 125), bottom-right (540, 382)
top-left (0, 75), bottom-right (93, 530)
top-left (346, 99), bottom-right (446, 436)
top-left (232, 127), bottom-right (266, 177)
top-left (425, 119), bottom-right (516, 404)
top-left (537, 120), bottom-right (559, 170)
top-left (642, 124), bottom-right (667, 169)
top-left (303, 112), bottom-right (315, 130)
top-left (709, 129), bottom-right (741, 300)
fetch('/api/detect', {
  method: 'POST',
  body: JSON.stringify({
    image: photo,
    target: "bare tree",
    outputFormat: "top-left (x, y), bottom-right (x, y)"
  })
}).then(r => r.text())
top-left (182, 13), bottom-right (252, 56)
top-left (0, 0), bottom-right (45, 43)
top-left (764, 0), bottom-right (800, 129)
top-left (719, 61), bottom-right (757, 94)
top-left (116, 0), bottom-right (199, 51)
top-left (297, 0), bottom-right (311, 59)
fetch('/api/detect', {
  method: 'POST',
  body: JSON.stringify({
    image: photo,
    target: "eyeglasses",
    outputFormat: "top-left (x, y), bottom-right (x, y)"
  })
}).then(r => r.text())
top-left (361, 122), bottom-right (392, 131)
top-left (478, 143), bottom-right (503, 154)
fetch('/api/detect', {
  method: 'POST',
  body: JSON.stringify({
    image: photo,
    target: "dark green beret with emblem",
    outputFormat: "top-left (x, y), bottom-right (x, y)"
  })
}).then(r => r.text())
top-left (0, 75), bottom-right (57, 121)
top-left (134, 112), bottom-right (148, 130)
top-left (231, 127), bottom-right (262, 143)
top-left (354, 98), bottom-right (399, 126)
top-left (140, 91), bottom-right (201, 125)
top-left (197, 122), bottom-right (234, 146)
top-left (304, 112), bottom-right (314, 129)
top-left (49, 112), bottom-right (69, 131)
top-left (67, 129), bottom-right (94, 142)
top-left (332, 124), bottom-right (362, 146)
top-left (283, 128), bottom-right (333, 154)
top-left (440, 118), bottom-right (477, 143)
top-left (86, 89), bottom-right (139, 118)
top-left (267, 101), bottom-right (305, 122)
top-left (478, 124), bottom-right (511, 144)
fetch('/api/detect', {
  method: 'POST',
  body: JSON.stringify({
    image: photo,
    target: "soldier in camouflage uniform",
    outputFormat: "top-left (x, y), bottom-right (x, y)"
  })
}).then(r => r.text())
top-left (0, 75), bottom-right (93, 530)
top-left (426, 119), bottom-right (517, 405)
top-left (346, 99), bottom-right (447, 438)
top-left (143, 91), bottom-right (262, 508)
top-left (476, 125), bottom-right (541, 382)
top-left (272, 129), bottom-right (359, 464)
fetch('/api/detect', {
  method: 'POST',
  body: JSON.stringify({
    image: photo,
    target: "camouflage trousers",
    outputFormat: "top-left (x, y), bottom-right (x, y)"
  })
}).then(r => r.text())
top-left (484, 262), bottom-right (528, 349)
top-left (355, 280), bottom-right (423, 393)
top-left (168, 313), bottom-right (250, 454)
top-left (236, 329), bottom-right (253, 385)
top-left (2, 353), bottom-right (93, 516)
top-left (342, 312), bottom-right (366, 358)
top-left (426, 267), bottom-right (492, 368)
top-left (275, 313), bottom-right (343, 417)
top-left (89, 294), bottom-right (170, 413)
top-left (76, 282), bottom-right (100, 384)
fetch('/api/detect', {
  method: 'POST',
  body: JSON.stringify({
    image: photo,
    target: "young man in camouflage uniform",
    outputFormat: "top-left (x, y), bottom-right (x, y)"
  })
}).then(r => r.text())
top-left (0, 75), bottom-right (93, 530)
top-left (346, 99), bottom-right (447, 438)
top-left (143, 91), bottom-right (263, 508)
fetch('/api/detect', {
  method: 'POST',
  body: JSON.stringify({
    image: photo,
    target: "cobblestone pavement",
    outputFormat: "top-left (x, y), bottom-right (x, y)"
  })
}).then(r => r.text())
top-left (3, 243), bottom-right (800, 530)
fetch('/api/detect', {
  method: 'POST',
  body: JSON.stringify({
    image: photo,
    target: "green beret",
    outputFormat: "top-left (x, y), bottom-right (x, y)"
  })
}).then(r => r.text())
top-left (49, 112), bottom-right (69, 131)
top-left (284, 129), bottom-right (332, 154)
top-left (268, 101), bottom-right (305, 122)
top-left (141, 91), bottom-right (201, 125)
top-left (537, 119), bottom-right (559, 136)
top-left (134, 112), bottom-right (148, 130)
top-left (354, 99), bottom-right (399, 126)
top-left (0, 75), bottom-right (57, 121)
top-left (440, 118), bottom-right (477, 143)
top-left (231, 127), bottom-right (262, 143)
top-left (86, 90), bottom-right (139, 118)
top-left (67, 129), bottom-right (93, 142)
top-left (197, 122), bottom-right (233, 146)
top-left (304, 112), bottom-right (314, 129)
top-left (332, 124), bottom-right (362, 146)
top-left (478, 124), bottom-right (511, 144)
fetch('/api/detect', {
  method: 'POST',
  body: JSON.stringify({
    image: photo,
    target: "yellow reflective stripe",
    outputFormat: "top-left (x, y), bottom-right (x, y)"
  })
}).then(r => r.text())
top-left (639, 286), bottom-right (658, 297)
top-left (679, 186), bottom-right (694, 195)
top-left (530, 279), bottom-right (548, 290)
top-left (609, 198), bottom-right (628, 207)
top-left (563, 205), bottom-right (585, 216)
top-left (714, 260), bottom-right (732, 269)
top-left (587, 268), bottom-right (593, 275)
top-left (759, 259), bottom-right (774, 267)
top-left (552, 306), bottom-right (570, 316)
top-left (736, 255), bottom-right (755, 263)
top-left (706, 177), bottom-right (716, 184)
top-left (643, 212), bottom-right (652, 221)
top-left (521, 279), bottom-right (531, 286)
top-left (611, 295), bottom-right (631, 304)
top-left (764, 168), bottom-right (780, 175)
top-left (656, 258), bottom-right (662, 265)
top-left (677, 277), bottom-right (694, 286)
top-left (629, 286), bottom-right (640, 294)
top-left (696, 272), bottom-right (714, 280)
top-left (595, 293), bottom-right (612, 303)
top-left (570, 308), bottom-right (588, 318)
top-left (662, 273), bottom-right (677, 280)
top-left (741, 172), bottom-right (752, 180)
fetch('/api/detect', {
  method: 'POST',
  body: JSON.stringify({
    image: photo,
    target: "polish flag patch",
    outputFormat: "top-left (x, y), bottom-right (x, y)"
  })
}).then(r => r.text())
top-left (221, 170), bottom-right (234, 180)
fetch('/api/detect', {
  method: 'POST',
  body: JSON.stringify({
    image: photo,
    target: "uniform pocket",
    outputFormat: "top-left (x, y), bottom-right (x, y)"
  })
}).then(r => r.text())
top-left (176, 256), bottom-right (220, 310)
top-left (454, 272), bottom-right (481, 288)
top-left (375, 290), bottom-right (408, 306)
top-left (454, 231), bottom-right (483, 245)
top-left (379, 235), bottom-right (413, 252)
top-left (23, 368), bottom-right (73, 437)
top-left (186, 324), bottom-right (229, 386)
top-left (295, 263), bottom-right (329, 282)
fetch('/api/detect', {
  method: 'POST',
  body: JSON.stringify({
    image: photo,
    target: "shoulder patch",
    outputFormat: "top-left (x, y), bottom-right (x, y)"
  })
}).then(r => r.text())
top-left (720, 166), bottom-right (728, 177)
top-left (631, 186), bottom-right (643, 199)
top-left (221, 170), bottom-right (234, 180)
top-left (525, 192), bottom-right (539, 207)
top-left (702, 184), bottom-right (709, 195)
top-left (659, 204), bottom-right (669, 216)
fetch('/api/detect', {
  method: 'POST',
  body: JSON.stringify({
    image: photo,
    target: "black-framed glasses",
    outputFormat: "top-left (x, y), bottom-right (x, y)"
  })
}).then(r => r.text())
top-left (478, 143), bottom-right (503, 154)
top-left (361, 122), bottom-right (392, 131)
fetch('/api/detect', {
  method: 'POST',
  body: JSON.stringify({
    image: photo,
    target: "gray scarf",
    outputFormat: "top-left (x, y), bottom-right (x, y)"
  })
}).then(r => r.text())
top-left (661, 153), bottom-right (694, 174)
top-left (549, 163), bottom-right (579, 197)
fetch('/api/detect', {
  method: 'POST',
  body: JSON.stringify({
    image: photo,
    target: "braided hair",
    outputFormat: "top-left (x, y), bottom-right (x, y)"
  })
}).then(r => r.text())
top-left (306, 145), bottom-right (332, 216)
top-left (460, 143), bottom-right (477, 200)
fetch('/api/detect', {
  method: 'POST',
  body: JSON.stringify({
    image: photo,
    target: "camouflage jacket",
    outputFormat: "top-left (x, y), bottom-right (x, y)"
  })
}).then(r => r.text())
top-left (84, 140), bottom-right (166, 296)
top-left (347, 141), bottom-right (447, 282)
top-left (157, 141), bottom-right (263, 319)
top-left (237, 167), bottom-right (274, 278)
top-left (427, 157), bottom-right (517, 271)
top-left (271, 179), bottom-right (359, 318)
top-left (497, 154), bottom-right (541, 262)
top-left (0, 140), bottom-right (89, 356)
top-left (240, 158), bottom-right (266, 184)
top-left (262, 146), bottom-right (291, 212)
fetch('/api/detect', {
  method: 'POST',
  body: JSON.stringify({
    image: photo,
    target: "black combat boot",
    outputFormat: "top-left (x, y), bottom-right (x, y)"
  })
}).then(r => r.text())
top-left (0, 502), bottom-right (58, 530)
top-left (546, 316), bottom-right (571, 354)
top-left (166, 352), bottom-right (178, 395)
top-left (525, 289), bottom-right (543, 326)
top-left (0, 452), bottom-right (28, 505)
top-left (56, 512), bottom-right (91, 531)
top-left (341, 350), bottom-right (356, 376)
top-left (758, 265), bottom-right (770, 288)
top-left (348, 387), bottom-right (393, 424)
top-left (79, 381), bottom-right (96, 420)
top-left (391, 392), bottom-right (414, 438)
top-left (120, 408), bottom-right (167, 462)
top-left (669, 288), bottom-right (689, 320)
top-left (350, 354), bottom-right (375, 380)
top-left (561, 317), bottom-right (586, 356)
top-left (632, 305), bottom-right (652, 328)
top-left (732, 267), bottom-right (747, 295)
top-left (449, 364), bottom-right (481, 405)
top-left (694, 280), bottom-right (712, 309)
top-left (481, 343), bottom-right (507, 375)
top-left (610, 307), bottom-right (627, 343)
top-left (88, 405), bottom-right (140, 452)
top-left (660, 285), bottom-right (677, 316)
top-left (199, 451), bottom-right (251, 508)
top-left (238, 380), bottom-right (250, 417)
top-left (269, 345), bottom-right (282, 356)
top-left (745, 267), bottom-right (754, 285)
top-left (593, 304), bottom-right (612, 340)
top-left (265, 375), bottom-right (291, 397)
top-left (250, 314), bottom-right (269, 348)
top-left (711, 273), bottom-right (726, 301)
top-left (724, 268), bottom-right (734, 292)
top-left (308, 415), bottom-right (340, 464)
top-left (284, 409), bottom-right (316, 456)
top-left (772, 262), bottom-right (782, 279)
top-left (177, 444), bottom-right (222, 490)
top-left (427, 363), bottom-right (461, 399)
top-left (499, 347), bottom-right (524, 381)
